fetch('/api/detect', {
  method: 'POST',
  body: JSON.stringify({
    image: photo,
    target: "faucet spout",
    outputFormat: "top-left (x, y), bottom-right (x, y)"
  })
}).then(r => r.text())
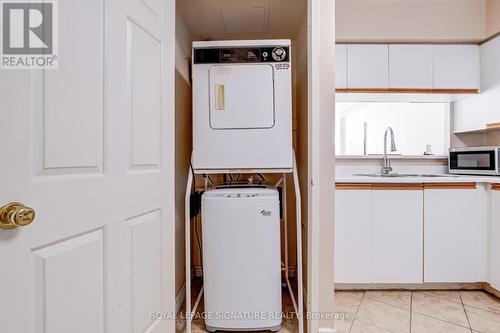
top-left (382, 127), bottom-right (397, 175)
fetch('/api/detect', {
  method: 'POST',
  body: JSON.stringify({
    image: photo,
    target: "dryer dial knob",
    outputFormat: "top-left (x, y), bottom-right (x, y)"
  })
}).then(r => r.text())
top-left (272, 47), bottom-right (286, 61)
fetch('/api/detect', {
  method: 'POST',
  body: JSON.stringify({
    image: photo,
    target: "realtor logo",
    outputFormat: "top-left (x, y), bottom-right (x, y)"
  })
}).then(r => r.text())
top-left (1, 0), bottom-right (58, 69)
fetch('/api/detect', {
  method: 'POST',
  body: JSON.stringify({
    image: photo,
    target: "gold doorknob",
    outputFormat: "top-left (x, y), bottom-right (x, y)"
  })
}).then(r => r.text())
top-left (0, 202), bottom-right (36, 229)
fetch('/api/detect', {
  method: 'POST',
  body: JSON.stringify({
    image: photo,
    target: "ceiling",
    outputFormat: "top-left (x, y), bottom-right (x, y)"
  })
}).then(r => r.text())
top-left (177, 0), bottom-right (307, 40)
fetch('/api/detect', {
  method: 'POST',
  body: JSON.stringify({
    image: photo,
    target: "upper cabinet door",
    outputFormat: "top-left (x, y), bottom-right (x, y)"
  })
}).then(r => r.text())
top-left (433, 45), bottom-right (480, 91)
top-left (389, 45), bottom-right (433, 89)
top-left (336, 44), bottom-right (348, 90)
top-left (347, 44), bottom-right (389, 89)
top-left (481, 36), bottom-right (500, 126)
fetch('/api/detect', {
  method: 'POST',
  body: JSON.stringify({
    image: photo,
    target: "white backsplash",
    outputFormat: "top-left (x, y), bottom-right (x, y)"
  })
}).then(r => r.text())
top-left (336, 157), bottom-right (448, 176)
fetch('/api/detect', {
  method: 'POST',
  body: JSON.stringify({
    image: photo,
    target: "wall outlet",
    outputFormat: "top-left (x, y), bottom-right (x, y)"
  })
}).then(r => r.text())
top-left (318, 329), bottom-right (336, 333)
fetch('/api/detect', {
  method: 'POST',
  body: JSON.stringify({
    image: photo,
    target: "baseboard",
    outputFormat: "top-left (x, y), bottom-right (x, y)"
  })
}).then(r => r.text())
top-left (175, 283), bottom-right (186, 316)
top-left (483, 283), bottom-right (500, 299)
top-left (335, 282), bottom-right (485, 291)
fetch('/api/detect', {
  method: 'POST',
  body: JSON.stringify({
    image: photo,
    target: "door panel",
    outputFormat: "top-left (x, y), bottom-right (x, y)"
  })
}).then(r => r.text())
top-left (389, 45), bottom-right (433, 89)
top-left (491, 190), bottom-right (500, 290)
top-left (371, 190), bottom-right (423, 283)
top-left (141, 0), bottom-right (163, 24)
top-left (334, 190), bottom-right (371, 283)
top-left (347, 44), bottom-right (389, 89)
top-left (335, 44), bottom-right (347, 89)
top-left (0, 0), bottom-right (175, 332)
top-left (33, 230), bottom-right (104, 333)
top-left (33, 0), bottom-right (105, 176)
top-left (424, 187), bottom-right (488, 282)
top-left (127, 21), bottom-right (162, 170)
top-left (127, 210), bottom-right (162, 333)
top-left (433, 45), bottom-right (480, 90)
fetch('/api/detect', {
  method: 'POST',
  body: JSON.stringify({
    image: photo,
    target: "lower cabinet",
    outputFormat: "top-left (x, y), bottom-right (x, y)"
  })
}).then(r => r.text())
top-left (371, 189), bottom-right (423, 283)
top-left (335, 185), bottom-right (424, 284)
top-left (491, 186), bottom-right (500, 290)
top-left (424, 184), bottom-right (488, 283)
top-left (335, 189), bottom-right (371, 283)
top-left (335, 182), bottom-right (489, 285)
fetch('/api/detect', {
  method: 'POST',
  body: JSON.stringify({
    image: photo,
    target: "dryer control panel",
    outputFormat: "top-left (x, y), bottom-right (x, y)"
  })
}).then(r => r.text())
top-left (194, 47), bottom-right (290, 64)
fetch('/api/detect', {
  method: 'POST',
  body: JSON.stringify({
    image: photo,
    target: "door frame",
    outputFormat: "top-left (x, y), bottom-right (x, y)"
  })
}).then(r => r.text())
top-left (307, 0), bottom-right (336, 331)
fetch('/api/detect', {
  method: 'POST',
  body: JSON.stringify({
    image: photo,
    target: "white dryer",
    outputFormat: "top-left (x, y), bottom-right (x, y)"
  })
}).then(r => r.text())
top-left (201, 188), bottom-right (282, 332)
top-left (192, 40), bottom-right (292, 170)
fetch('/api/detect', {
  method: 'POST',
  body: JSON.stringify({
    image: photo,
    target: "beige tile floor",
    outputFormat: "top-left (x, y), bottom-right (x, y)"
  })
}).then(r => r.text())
top-left (177, 288), bottom-right (500, 333)
top-left (176, 283), bottom-right (299, 333)
top-left (334, 290), bottom-right (500, 333)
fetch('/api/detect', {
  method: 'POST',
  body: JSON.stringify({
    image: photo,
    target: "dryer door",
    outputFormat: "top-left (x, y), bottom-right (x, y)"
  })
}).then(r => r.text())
top-left (209, 64), bottom-right (275, 129)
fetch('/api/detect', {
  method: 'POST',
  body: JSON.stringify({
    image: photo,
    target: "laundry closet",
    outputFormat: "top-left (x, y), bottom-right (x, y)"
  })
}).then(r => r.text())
top-left (174, 1), bottom-right (335, 332)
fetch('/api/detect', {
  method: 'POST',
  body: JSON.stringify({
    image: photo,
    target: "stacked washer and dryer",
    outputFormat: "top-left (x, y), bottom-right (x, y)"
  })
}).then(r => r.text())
top-left (191, 40), bottom-right (293, 332)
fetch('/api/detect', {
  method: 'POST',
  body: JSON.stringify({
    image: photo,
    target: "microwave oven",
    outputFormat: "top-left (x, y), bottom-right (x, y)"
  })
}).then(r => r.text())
top-left (449, 147), bottom-right (500, 175)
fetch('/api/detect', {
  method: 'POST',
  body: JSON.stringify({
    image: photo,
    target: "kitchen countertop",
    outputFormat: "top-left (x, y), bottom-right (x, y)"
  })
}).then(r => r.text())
top-left (336, 155), bottom-right (448, 160)
top-left (336, 174), bottom-right (500, 184)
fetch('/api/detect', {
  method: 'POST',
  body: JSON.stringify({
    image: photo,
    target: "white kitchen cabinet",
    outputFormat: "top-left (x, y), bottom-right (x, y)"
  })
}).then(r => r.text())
top-left (336, 44), bottom-right (348, 90)
top-left (371, 188), bottom-right (424, 283)
top-left (424, 185), bottom-right (488, 283)
top-left (452, 37), bottom-right (500, 133)
top-left (453, 93), bottom-right (485, 133)
top-left (490, 187), bottom-right (500, 291)
top-left (481, 36), bottom-right (500, 126)
top-left (389, 45), bottom-right (433, 89)
top-left (335, 189), bottom-right (371, 283)
top-left (433, 45), bottom-right (480, 90)
top-left (347, 44), bottom-right (389, 89)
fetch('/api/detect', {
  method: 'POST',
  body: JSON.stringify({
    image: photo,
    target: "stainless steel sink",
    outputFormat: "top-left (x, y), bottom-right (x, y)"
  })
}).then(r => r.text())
top-left (353, 173), bottom-right (459, 178)
top-left (353, 173), bottom-right (416, 177)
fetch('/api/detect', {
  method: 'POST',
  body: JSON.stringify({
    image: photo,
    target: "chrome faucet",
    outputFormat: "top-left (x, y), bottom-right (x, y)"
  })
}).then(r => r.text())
top-left (382, 127), bottom-right (397, 175)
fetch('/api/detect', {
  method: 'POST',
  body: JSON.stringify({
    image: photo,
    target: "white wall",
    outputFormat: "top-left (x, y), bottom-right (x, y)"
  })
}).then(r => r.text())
top-left (486, 0), bottom-right (500, 37)
top-left (336, 0), bottom-right (486, 42)
top-left (336, 157), bottom-right (448, 176)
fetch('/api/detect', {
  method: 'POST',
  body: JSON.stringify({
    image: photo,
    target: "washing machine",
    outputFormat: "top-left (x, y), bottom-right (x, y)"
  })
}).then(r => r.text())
top-left (192, 40), bottom-right (292, 170)
top-left (201, 188), bottom-right (282, 332)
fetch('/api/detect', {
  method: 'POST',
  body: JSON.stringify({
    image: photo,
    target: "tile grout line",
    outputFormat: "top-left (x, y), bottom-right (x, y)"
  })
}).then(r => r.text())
top-left (348, 291), bottom-right (365, 333)
top-left (459, 291), bottom-right (474, 332)
top-left (364, 293), bottom-right (411, 312)
top-left (411, 310), bottom-right (474, 331)
top-left (409, 291), bottom-right (413, 333)
top-left (406, 292), bottom-right (473, 331)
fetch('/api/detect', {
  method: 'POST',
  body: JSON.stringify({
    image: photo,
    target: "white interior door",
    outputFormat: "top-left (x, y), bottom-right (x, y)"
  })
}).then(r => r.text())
top-left (0, 0), bottom-right (175, 332)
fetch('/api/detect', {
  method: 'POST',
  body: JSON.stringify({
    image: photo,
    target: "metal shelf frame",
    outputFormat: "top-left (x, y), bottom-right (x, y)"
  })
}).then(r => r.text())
top-left (184, 150), bottom-right (304, 333)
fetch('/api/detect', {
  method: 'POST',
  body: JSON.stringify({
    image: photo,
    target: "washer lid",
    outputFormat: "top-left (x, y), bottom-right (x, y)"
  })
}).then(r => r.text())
top-left (209, 64), bottom-right (275, 130)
